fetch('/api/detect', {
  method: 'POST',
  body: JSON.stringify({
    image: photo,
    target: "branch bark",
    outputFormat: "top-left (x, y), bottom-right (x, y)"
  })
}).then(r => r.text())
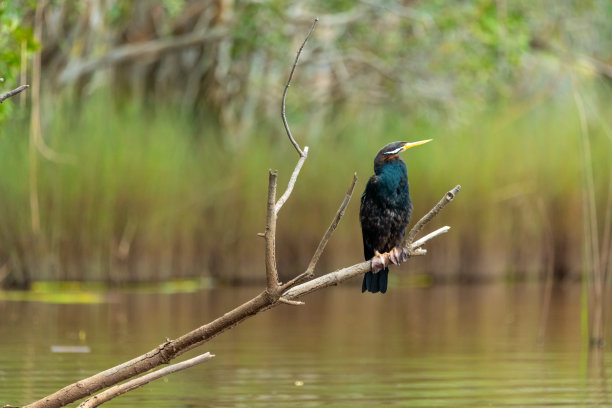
top-left (265, 170), bottom-right (280, 292)
top-left (0, 84), bottom-right (29, 103)
top-left (77, 353), bottom-right (215, 408)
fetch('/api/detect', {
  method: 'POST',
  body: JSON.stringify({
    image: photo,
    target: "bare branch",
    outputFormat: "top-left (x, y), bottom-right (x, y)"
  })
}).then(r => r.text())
top-left (407, 226), bottom-right (451, 255)
top-left (275, 146), bottom-right (309, 214)
top-left (281, 18), bottom-right (319, 157)
top-left (305, 173), bottom-right (357, 276)
top-left (59, 28), bottom-right (227, 84)
top-left (265, 170), bottom-right (280, 291)
top-left (404, 185), bottom-right (461, 245)
top-left (278, 297), bottom-right (305, 306)
top-left (283, 261), bottom-right (372, 300)
top-left (22, 185), bottom-right (459, 408)
top-left (266, 19), bottom-right (319, 290)
top-left (282, 226), bottom-right (453, 301)
top-left (280, 173), bottom-right (357, 292)
top-left (283, 187), bottom-right (460, 300)
top-left (0, 84), bottom-right (29, 103)
top-left (77, 353), bottom-right (215, 408)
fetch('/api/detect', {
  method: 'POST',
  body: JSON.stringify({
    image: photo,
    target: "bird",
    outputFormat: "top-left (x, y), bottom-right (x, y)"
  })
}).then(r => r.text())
top-left (359, 140), bottom-right (432, 293)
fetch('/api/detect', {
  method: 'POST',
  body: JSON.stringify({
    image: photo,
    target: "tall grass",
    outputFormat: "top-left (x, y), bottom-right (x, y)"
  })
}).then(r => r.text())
top-left (0, 82), bottom-right (610, 288)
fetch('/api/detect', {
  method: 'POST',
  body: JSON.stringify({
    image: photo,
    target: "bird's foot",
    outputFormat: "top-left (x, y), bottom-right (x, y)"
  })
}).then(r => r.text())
top-left (371, 250), bottom-right (389, 274)
top-left (388, 246), bottom-right (408, 266)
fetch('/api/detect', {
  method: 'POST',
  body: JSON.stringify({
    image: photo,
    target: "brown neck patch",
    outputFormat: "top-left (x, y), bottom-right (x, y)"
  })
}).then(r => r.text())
top-left (382, 154), bottom-right (399, 163)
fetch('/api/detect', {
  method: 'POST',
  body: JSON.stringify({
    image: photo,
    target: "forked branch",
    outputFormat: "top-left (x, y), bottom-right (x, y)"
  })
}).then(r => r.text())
top-left (21, 182), bottom-right (458, 408)
top-left (77, 353), bottom-right (215, 408)
top-left (17, 19), bottom-right (460, 408)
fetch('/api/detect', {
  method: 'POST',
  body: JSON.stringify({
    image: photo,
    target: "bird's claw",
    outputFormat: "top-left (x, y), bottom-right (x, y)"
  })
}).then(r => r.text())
top-left (371, 247), bottom-right (407, 273)
top-left (388, 246), bottom-right (408, 266)
top-left (371, 251), bottom-right (389, 274)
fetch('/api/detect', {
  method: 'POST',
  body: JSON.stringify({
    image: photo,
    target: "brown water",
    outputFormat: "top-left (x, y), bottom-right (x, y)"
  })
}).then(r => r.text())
top-left (1, 284), bottom-right (611, 407)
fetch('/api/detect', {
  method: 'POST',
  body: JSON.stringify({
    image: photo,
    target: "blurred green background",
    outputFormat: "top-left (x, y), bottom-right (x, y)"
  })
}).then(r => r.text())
top-left (0, 0), bottom-right (611, 288)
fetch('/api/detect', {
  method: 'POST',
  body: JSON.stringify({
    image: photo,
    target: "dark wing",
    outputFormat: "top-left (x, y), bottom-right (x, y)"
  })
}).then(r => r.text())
top-left (360, 173), bottom-right (412, 261)
top-left (359, 175), bottom-right (379, 261)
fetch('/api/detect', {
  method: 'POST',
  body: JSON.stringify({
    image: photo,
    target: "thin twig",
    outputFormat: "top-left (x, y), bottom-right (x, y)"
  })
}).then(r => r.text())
top-left (305, 173), bottom-right (358, 275)
top-left (275, 146), bottom-right (309, 213)
top-left (404, 185), bottom-right (461, 245)
top-left (278, 297), bottom-right (305, 306)
top-left (409, 226), bottom-right (450, 251)
top-left (0, 84), bottom-right (29, 103)
top-left (281, 18), bottom-right (318, 157)
top-left (77, 353), bottom-right (215, 408)
top-left (280, 173), bottom-right (358, 292)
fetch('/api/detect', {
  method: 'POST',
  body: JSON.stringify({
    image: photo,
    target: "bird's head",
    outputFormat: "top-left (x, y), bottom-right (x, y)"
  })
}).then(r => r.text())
top-left (374, 140), bottom-right (432, 172)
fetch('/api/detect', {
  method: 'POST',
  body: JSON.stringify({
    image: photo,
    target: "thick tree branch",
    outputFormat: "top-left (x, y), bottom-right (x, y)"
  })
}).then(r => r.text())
top-left (77, 353), bottom-right (215, 408)
top-left (0, 84), bottom-right (29, 103)
top-left (21, 184), bottom-right (458, 408)
top-left (265, 171), bottom-right (280, 292)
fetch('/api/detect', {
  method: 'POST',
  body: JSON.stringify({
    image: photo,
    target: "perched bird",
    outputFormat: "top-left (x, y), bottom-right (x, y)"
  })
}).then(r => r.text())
top-left (360, 140), bottom-right (432, 293)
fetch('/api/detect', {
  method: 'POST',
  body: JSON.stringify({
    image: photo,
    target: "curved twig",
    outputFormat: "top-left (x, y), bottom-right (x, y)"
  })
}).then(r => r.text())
top-left (281, 18), bottom-right (318, 157)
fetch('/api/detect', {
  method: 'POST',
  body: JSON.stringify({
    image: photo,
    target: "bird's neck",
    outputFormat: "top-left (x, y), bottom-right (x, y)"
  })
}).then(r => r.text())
top-left (374, 156), bottom-right (406, 176)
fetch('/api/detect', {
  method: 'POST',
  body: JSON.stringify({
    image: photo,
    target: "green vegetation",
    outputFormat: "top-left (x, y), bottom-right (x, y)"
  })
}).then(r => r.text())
top-left (0, 1), bottom-right (611, 289)
top-left (0, 0), bottom-right (36, 120)
top-left (0, 78), bottom-right (610, 287)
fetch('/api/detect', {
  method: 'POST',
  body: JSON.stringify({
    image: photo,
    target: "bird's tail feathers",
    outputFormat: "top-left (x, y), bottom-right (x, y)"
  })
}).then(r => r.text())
top-left (361, 268), bottom-right (389, 294)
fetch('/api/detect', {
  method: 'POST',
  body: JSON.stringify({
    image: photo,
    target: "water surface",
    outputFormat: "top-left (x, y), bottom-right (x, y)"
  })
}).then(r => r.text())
top-left (1, 284), bottom-right (610, 407)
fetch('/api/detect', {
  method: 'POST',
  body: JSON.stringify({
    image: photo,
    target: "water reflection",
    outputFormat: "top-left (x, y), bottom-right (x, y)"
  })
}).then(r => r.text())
top-left (1, 284), bottom-right (610, 407)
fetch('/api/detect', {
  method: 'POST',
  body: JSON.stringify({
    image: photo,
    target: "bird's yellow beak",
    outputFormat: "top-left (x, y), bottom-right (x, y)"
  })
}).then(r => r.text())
top-left (401, 139), bottom-right (432, 152)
